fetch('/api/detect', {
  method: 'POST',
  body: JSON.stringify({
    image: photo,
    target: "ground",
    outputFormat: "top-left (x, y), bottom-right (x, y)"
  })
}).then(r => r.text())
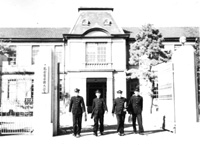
top-left (1, 100), bottom-right (200, 145)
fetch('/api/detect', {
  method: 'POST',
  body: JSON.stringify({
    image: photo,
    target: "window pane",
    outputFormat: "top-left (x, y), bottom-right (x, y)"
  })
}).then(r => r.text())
top-left (86, 42), bottom-right (107, 63)
top-left (86, 43), bottom-right (96, 63)
top-left (8, 79), bottom-right (17, 100)
top-left (97, 43), bottom-right (106, 62)
top-left (55, 45), bottom-right (64, 64)
top-left (32, 45), bottom-right (39, 65)
top-left (8, 45), bottom-right (16, 65)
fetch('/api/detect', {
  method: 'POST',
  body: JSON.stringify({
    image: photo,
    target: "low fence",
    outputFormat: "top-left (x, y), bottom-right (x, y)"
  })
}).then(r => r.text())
top-left (0, 77), bottom-right (34, 135)
top-left (0, 99), bottom-right (33, 135)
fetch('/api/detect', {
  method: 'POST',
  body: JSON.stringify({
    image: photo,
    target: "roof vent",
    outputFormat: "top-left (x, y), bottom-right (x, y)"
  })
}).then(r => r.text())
top-left (82, 19), bottom-right (90, 26)
top-left (104, 19), bottom-right (112, 26)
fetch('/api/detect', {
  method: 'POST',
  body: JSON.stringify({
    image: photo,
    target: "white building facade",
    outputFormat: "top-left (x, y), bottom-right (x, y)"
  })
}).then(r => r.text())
top-left (0, 7), bottom-right (199, 114)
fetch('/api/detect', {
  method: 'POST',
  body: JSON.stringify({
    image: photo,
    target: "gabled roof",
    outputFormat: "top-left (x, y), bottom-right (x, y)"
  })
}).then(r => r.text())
top-left (123, 27), bottom-right (199, 38)
top-left (0, 28), bottom-right (70, 38)
top-left (0, 27), bottom-right (199, 39)
top-left (69, 8), bottom-right (124, 35)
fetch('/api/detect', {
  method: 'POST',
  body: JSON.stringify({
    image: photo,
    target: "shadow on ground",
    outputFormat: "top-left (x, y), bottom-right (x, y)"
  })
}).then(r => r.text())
top-left (58, 124), bottom-right (171, 136)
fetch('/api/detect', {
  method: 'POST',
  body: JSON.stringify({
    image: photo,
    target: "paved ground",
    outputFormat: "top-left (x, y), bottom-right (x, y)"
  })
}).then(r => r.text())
top-left (1, 124), bottom-right (200, 145)
top-left (1, 102), bottom-right (200, 145)
top-left (1, 119), bottom-right (200, 145)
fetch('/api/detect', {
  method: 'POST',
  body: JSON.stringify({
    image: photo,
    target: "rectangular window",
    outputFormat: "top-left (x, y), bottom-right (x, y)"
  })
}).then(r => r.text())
top-left (55, 45), bottom-right (64, 64)
top-left (8, 45), bottom-right (17, 65)
top-left (32, 45), bottom-right (39, 65)
top-left (86, 42), bottom-right (107, 63)
top-left (7, 79), bottom-right (17, 100)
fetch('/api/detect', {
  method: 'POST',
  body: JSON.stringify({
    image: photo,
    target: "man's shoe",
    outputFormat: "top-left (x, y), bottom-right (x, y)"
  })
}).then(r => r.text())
top-left (100, 132), bottom-right (104, 135)
top-left (76, 134), bottom-right (81, 138)
top-left (139, 132), bottom-right (144, 135)
top-left (120, 133), bottom-right (125, 136)
top-left (72, 133), bottom-right (76, 137)
top-left (93, 132), bottom-right (98, 136)
top-left (133, 130), bottom-right (137, 134)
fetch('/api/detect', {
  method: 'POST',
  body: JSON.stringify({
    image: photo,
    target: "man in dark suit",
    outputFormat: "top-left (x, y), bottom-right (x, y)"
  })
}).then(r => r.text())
top-left (91, 90), bottom-right (108, 136)
top-left (112, 90), bottom-right (127, 136)
top-left (128, 87), bottom-right (144, 135)
top-left (69, 88), bottom-right (86, 138)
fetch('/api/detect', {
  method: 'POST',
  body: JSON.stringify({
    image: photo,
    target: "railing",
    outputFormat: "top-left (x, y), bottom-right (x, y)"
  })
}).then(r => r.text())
top-left (85, 62), bottom-right (112, 69)
top-left (0, 99), bottom-right (33, 135)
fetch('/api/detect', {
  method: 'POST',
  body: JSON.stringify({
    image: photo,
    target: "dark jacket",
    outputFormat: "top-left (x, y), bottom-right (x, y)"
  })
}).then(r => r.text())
top-left (128, 95), bottom-right (143, 114)
top-left (91, 98), bottom-right (108, 116)
top-left (69, 96), bottom-right (86, 114)
top-left (112, 97), bottom-right (127, 114)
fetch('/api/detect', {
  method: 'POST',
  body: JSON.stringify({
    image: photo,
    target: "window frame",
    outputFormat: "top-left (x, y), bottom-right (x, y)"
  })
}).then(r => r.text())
top-left (85, 42), bottom-right (107, 63)
top-left (31, 45), bottom-right (40, 65)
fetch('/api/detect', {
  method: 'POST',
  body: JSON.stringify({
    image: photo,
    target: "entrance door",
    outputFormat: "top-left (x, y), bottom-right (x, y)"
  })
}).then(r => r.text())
top-left (86, 78), bottom-right (107, 113)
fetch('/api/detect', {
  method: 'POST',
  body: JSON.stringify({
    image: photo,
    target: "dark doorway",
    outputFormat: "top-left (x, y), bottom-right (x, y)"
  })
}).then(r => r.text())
top-left (86, 78), bottom-right (107, 113)
top-left (127, 78), bottom-right (139, 101)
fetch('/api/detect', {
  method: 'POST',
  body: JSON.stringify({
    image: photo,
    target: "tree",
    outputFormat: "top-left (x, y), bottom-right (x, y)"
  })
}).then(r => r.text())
top-left (0, 39), bottom-right (15, 58)
top-left (127, 24), bottom-right (172, 113)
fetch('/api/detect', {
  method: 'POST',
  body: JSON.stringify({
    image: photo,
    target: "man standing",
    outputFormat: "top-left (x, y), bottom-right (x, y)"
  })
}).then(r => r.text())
top-left (69, 88), bottom-right (86, 138)
top-left (91, 90), bottom-right (108, 136)
top-left (112, 90), bottom-right (127, 136)
top-left (128, 87), bottom-right (144, 135)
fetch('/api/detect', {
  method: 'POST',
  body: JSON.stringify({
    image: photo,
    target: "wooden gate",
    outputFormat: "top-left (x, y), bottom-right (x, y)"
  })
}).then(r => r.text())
top-left (153, 62), bottom-right (176, 132)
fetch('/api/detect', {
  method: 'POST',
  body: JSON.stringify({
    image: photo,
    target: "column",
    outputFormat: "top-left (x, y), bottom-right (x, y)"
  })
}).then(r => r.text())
top-left (173, 45), bottom-right (198, 134)
top-left (34, 46), bottom-right (53, 137)
top-left (105, 76), bottom-right (114, 124)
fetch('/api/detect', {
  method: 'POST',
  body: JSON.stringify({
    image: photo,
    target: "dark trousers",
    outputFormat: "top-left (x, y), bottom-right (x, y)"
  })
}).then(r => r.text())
top-left (116, 113), bottom-right (126, 133)
top-left (132, 113), bottom-right (144, 133)
top-left (93, 113), bottom-right (104, 133)
top-left (72, 113), bottom-right (82, 135)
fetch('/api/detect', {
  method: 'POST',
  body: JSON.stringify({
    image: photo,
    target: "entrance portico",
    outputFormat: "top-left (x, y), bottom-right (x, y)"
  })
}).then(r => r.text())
top-left (65, 71), bottom-right (126, 113)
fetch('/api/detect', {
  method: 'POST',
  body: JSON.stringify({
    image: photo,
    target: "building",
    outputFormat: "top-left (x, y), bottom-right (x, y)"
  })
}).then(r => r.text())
top-left (0, 7), bottom-right (199, 113)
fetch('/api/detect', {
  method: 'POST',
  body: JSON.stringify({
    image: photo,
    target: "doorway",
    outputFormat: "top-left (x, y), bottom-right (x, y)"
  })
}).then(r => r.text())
top-left (86, 78), bottom-right (107, 113)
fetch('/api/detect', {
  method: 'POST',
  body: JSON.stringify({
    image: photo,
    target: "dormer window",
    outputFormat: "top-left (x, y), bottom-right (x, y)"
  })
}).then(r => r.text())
top-left (82, 19), bottom-right (90, 26)
top-left (104, 19), bottom-right (112, 26)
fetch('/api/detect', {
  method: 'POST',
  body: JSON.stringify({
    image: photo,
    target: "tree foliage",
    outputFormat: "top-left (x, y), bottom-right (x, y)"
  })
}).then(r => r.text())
top-left (127, 24), bottom-right (172, 80)
top-left (0, 39), bottom-right (15, 56)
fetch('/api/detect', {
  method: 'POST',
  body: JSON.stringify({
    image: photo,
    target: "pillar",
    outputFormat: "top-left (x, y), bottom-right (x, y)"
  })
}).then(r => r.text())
top-left (104, 76), bottom-right (115, 124)
top-left (33, 46), bottom-right (54, 137)
top-left (173, 45), bottom-right (198, 134)
top-left (107, 77), bottom-right (114, 113)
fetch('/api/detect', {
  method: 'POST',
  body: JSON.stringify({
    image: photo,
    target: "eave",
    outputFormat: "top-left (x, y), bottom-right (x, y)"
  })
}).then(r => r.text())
top-left (0, 38), bottom-right (64, 43)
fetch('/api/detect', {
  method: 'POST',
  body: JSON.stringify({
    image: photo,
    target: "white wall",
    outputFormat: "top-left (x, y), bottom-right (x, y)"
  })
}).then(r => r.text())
top-left (67, 41), bottom-right (85, 70)
top-left (17, 45), bottom-right (32, 66)
top-left (113, 71), bottom-right (126, 99)
top-left (111, 39), bottom-right (126, 70)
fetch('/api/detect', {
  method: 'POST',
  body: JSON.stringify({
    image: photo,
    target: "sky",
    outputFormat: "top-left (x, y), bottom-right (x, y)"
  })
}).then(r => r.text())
top-left (0, 0), bottom-right (200, 28)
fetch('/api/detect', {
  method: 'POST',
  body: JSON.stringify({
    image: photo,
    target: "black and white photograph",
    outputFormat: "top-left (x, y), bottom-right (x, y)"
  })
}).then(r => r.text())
top-left (0, 0), bottom-right (200, 145)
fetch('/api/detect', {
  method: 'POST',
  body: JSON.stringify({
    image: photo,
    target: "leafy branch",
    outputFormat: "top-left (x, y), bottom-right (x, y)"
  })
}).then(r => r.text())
top-left (127, 24), bottom-right (172, 81)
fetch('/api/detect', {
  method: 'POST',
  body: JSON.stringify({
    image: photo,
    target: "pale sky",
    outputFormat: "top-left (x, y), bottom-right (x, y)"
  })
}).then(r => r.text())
top-left (0, 0), bottom-right (200, 28)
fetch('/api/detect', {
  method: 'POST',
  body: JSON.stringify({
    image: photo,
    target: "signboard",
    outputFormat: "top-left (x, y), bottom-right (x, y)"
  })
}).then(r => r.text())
top-left (42, 64), bottom-right (49, 94)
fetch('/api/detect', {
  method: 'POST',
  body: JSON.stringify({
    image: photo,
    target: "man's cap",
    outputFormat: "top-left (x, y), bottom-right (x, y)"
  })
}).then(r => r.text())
top-left (74, 88), bottom-right (80, 92)
top-left (95, 90), bottom-right (101, 93)
top-left (117, 90), bottom-right (123, 94)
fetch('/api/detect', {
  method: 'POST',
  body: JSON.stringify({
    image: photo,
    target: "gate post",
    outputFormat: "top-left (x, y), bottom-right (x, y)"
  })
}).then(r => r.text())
top-left (33, 46), bottom-right (54, 137)
top-left (173, 45), bottom-right (198, 134)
